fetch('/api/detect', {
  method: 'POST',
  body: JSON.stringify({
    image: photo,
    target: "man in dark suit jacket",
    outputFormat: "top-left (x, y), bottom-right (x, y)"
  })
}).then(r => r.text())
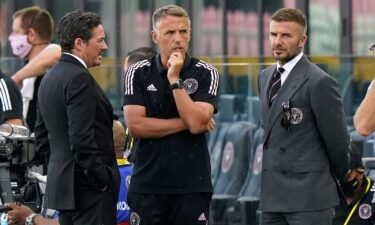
top-left (258, 8), bottom-right (350, 225)
top-left (35, 11), bottom-right (120, 225)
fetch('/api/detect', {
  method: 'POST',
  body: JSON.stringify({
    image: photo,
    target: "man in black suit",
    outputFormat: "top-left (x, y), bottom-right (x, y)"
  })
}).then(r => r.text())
top-left (35, 11), bottom-right (120, 225)
top-left (258, 8), bottom-right (350, 225)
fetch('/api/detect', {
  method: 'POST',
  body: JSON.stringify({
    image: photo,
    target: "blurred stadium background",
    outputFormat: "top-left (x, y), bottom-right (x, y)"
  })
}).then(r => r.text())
top-left (1, 0), bottom-right (375, 224)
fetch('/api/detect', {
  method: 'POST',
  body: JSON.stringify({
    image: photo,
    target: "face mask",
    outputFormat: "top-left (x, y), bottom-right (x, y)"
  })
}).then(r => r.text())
top-left (8, 34), bottom-right (32, 58)
top-left (342, 177), bottom-right (360, 197)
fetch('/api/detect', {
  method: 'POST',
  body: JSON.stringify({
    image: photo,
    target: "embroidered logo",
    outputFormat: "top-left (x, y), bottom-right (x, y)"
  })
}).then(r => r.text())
top-left (184, 78), bottom-right (198, 94)
top-left (358, 203), bottom-right (372, 219)
top-left (198, 212), bottom-right (207, 221)
top-left (290, 107), bottom-right (303, 124)
top-left (130, 212), bottom-right (141, 225)
top-left (147, 84), bottom-right (157, 91)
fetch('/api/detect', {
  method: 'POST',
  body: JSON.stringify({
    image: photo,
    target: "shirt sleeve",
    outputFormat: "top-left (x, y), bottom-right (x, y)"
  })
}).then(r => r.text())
top-left (192, 61), bottom-right (220, 113)
top-left (0, 77), bottom-right (23, 123)
top-left (122, 65), bottom-right (145, 108)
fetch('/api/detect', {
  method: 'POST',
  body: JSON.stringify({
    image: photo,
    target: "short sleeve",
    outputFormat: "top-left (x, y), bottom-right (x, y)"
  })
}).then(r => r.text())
top-left (0, 77), bottom-right (23, 123)
top-left (122, 61), bottom-right (148, 108)
top-left (192, 61), bottom-right (220, 113)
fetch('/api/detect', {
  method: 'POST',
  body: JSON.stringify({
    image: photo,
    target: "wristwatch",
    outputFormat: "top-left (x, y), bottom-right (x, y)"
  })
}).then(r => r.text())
top-left (25, 213), bottom-right (37, 225)
top-left (170, 79), bottom-right (184, 90)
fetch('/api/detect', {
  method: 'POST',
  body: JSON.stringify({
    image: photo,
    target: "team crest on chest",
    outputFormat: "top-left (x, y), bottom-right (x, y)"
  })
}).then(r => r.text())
top-left (290, 107), bottom-right (303, 124)
top-left (184, 78), bottom-right (198, 94)
top-left (358, 203), bottom-right (372, 219)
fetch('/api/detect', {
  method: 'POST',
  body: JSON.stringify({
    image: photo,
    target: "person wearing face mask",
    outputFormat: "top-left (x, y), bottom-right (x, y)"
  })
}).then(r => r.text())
top-left (9, 6), bottom-right (60, 132)
top-left (333, 144), bottom-right (375, 225)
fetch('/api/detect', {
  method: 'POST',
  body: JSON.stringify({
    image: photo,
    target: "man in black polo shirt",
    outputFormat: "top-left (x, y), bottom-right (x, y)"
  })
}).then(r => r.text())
top-left (333, 145), bottom-right (375, 225)
top-left (122, 4), bottom-right (219, 225)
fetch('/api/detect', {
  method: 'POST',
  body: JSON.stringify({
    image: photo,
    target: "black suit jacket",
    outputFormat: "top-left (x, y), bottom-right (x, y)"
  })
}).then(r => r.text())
top-left (35, 54), bottom-right (120, 210)
top-left (258, 56), bottom-right (350, 212)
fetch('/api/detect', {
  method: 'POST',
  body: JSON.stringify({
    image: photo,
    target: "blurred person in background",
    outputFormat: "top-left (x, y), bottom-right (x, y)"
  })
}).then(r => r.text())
top-left (9, 6), bottom-right (61, 132)
top-left (333, 144), bottom-right (375, 225)
top-left (123, 47), bottom-right (157, 71)
top-left (113, 119), bottom-right (131, 225)
top-left (354, 44), bottom-right (375, 137)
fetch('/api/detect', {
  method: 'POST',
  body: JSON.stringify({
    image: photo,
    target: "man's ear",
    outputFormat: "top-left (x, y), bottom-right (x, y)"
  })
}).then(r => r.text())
top-left (151, 31), bottom-right (158, 45)
top-left (74, 38), bottom-right (85, 51)
top-left (27, 28), bottom-right (36, 43)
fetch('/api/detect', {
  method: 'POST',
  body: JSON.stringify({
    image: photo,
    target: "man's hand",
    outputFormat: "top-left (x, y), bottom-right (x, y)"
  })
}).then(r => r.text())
top-left (206, 118), bottom-right (216, 132)
top-left (5, 202), bottom-right (33, 225)
top-left (167, 52), bottom-right (184, 84)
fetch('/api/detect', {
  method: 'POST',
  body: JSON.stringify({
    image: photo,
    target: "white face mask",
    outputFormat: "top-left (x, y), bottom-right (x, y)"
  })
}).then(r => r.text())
top-left (8, 34), bottom-right (32, 58)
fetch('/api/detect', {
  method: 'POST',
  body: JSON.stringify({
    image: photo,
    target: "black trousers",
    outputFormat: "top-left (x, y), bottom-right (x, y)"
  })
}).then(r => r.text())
top-left (128, 192), bottom-right (211, 225)
top-left (58, 191), bottom-right (117, 225)
top-left (259, 208), bottom-right (335, 225)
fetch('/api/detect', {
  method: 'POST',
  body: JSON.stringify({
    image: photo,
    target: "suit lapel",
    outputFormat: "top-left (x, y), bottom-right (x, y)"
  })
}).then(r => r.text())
top-left (264, 56), bottom-right (309, 141)
top-left (260, 65), bottom-right (277, 118)
top-left (60, 53), bottom-right (114, 115)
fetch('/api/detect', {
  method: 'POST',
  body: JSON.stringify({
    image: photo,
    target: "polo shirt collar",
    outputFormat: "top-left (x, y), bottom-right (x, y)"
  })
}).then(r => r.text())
top-left (155, 53), bottom-right (192, 75)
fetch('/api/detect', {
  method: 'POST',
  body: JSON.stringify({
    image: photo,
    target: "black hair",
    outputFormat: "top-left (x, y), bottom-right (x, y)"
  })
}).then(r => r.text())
top-left (56, 10), bottom-right (102, 52)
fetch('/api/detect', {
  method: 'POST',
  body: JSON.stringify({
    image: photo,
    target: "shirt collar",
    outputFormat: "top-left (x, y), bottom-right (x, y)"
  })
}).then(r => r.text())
top-left (155, 53), bottom-right (192, 75)
top-left (277, 51), bottom-right (303, 73)
top-left (63, 52), bottom-right (87, 68)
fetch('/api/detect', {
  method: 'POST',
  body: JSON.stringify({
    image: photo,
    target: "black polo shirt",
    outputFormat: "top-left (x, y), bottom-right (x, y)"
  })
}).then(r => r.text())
top-left (122, 54), bottom-right (219, 194)
top-left (333, 177), bottom-right (375, 225)
top-left (0, 70), bottom-right (23, 123)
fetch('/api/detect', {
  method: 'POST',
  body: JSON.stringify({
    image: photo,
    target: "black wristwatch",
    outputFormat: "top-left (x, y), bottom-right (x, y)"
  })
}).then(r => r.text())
top-left (170, 79), bottom-right (184, 90)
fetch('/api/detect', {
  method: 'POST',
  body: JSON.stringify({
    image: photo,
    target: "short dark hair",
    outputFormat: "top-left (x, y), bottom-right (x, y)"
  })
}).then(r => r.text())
top-left (126, 47), bottom-right (157, 66)
top-left (13, 6), bottom-right (54, 41)
top-left (271, 8), bottom-right (307, 34)
top-left (152, 5), bottom-right (190, 31)
top-left (56, 10), bottom-right (102, 52)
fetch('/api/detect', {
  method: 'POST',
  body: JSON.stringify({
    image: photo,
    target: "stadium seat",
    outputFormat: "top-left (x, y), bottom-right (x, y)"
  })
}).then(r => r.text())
top-left (209, 121), bottom-right (255, 225)
top-left (224, 127), bottom-right (264, 225)
top-left (208, 94), bottom-right (244, 184)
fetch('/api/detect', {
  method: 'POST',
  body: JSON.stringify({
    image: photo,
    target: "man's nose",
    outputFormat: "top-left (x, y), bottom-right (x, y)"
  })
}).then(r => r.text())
top-left (174, 32), bottom-right (182, 43)
top-left (102, 41), bottom-right (108, 50)
top-left (274, 35), bottom-right (283, 44)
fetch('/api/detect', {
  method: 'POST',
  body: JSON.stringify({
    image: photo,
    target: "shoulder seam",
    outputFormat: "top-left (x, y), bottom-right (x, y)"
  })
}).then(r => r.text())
top-left (124, 60), bottom-right (150, 95)
top-left (195, 60), bottom-right (219, 96)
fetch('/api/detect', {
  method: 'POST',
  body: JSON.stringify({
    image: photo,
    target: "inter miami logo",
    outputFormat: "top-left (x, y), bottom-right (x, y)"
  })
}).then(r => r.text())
top-left (290, 107), bottom-right (303, 125)
top-left (358, 203), bottom-right (372, 219)
top-left (183, 78), bottom-right (198, 94)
